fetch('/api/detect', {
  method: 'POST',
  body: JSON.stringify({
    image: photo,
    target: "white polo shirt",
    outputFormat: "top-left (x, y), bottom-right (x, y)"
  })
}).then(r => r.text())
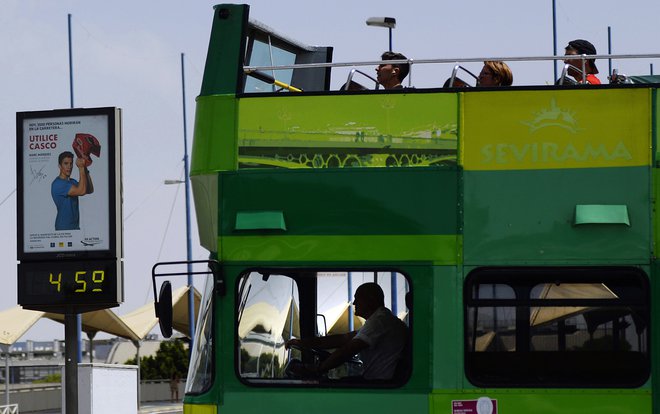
top-left (353, 306), bottom-right (408, 380)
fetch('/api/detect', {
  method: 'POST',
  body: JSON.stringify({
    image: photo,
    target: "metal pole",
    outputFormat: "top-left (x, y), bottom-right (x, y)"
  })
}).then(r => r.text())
top-left (390, 272), bottom-right (397, 316)
top-left (65, 314), bottom-right (79, 414)
top-left (4, 345), bottom-right (9, 406)
top-left (133, 340), bottom-right (141, 410)
top-left (86, 332), bottom-right (97, 364)
top-left (68, 13), bottom-right (83, 365)
top-left (68, 14), bottom-right (74, 109)
top-left (608, 26), bottom-right (612, 77)
top-left (347, 273), bottom-right (354, 331)
top-left (67, 16), bottom-right (81, 414)
top-left (552, 0), bottom-right (557, 80)
top-left (651, 63), bottom-right (654, 75)
top-left (181, 53), bottom-right (195, 348)
top-left (388, 28), bottom-right (392, 52)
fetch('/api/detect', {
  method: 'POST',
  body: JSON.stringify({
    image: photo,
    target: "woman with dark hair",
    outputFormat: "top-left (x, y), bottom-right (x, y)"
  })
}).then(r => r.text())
top-left (477, 61), bottom-right (513, 87)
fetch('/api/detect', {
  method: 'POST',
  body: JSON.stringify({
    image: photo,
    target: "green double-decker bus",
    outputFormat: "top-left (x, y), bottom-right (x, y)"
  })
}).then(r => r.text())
top-left (157, 4), bottom-right (660, 414)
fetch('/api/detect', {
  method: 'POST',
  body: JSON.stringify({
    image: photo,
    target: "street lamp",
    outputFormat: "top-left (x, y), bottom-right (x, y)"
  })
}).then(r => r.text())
top-left (366, 17), bottom-right (396, 52)
top-left (163, 175), bottom-right (194, 346)
top-left (162, 53), bottom-right (196, 349)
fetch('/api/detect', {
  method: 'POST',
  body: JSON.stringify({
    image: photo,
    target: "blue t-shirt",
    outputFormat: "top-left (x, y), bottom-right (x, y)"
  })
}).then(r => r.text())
top-left (51, 177), bottom-right (79, 230)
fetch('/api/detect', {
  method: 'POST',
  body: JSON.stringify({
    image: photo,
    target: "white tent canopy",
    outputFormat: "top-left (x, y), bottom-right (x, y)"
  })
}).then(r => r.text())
top-left (0, 306), bottom-right (44, 346)
top-left (0, 286), bottom-right (202, 348)
top-left (45, 309), bottom-right (139, 341)
top-left (122, 286), bottom-right (201, 340)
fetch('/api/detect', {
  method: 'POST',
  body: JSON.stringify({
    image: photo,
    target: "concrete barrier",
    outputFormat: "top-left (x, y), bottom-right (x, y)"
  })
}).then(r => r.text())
top-left (8, 380), bottom-right (184, 413)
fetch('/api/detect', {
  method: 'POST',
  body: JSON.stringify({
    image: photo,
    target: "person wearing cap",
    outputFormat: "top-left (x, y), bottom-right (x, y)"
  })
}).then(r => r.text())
top-left (564, 39), bottom-right (601, 84)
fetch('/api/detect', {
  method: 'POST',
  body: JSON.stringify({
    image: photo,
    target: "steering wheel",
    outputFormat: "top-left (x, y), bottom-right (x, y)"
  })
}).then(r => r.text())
top-left (286, 342), bottom-right (331, 360)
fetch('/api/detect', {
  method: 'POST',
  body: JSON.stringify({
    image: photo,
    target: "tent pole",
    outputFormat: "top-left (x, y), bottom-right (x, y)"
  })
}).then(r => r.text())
top-left (87, 332), bottom-right (97, 363)
top-left (133, 340), bottom-right (141, 410)
top-left (4, 345), bottom-right (9, 406)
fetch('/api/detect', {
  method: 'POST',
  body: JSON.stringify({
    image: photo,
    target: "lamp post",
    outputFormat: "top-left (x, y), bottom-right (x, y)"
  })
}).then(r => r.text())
top-left (170, 52), bottom-right (195, 349)
top-left (366, 17), bottom-right (396, 52)
top-left (164, 175), bottom-right (194, 348)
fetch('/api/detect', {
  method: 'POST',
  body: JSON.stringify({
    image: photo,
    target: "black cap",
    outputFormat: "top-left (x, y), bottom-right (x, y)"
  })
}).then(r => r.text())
top-left (567, 39), bottom-right (598, 74)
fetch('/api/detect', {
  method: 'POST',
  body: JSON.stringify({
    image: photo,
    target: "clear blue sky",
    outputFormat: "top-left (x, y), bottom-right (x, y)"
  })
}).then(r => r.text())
top-left (3, 0), bottom-right (659, 340)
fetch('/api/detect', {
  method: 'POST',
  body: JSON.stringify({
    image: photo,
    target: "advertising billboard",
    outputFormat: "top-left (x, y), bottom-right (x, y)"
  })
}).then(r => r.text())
top-left (17, 107), bottom-right (121, 260)
top-left (17, 107), bottom-right (122, 311)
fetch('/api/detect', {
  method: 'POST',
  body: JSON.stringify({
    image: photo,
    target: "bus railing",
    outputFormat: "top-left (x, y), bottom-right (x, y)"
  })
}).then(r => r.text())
top-left (244, 53), bottom-right (660, 88)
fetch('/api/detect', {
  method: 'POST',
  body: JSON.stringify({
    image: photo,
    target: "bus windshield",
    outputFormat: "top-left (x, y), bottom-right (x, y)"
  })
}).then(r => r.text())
top-left (185, 273), bottom-right (214, 393)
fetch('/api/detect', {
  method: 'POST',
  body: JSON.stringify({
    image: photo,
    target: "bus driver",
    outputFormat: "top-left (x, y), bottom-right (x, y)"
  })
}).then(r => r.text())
top-left (285, 283), bottom-right (408, 381)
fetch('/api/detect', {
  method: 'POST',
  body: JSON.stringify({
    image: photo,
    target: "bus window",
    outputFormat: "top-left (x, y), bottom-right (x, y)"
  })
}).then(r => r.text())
top-left (237, 272), bottom-right (300, 380)
top-left (236, 270), bottom-right (410, 386)
top-left (465, 268), bottom-right (650, 388)
top-left (244, 39), bottom-right (296, 93)
top-left (243, 21), bottom-right (332, 94)
top-left (186, 273), bottom-right (215, 394)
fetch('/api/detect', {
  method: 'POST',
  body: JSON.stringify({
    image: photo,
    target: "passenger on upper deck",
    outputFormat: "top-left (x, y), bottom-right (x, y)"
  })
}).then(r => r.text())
top-left (375, 51), bottom-right (410, 89)
top-left (477, 61), bottom-right (513, 87)
top-left (564, 39), bottom-right (601, 84)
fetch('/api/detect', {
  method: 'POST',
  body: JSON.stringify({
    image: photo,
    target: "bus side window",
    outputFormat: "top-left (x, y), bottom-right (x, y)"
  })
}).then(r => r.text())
top-left (464, 267), bottom-right (650, 388)
top-left (236, 269), bottom-right (411, 386)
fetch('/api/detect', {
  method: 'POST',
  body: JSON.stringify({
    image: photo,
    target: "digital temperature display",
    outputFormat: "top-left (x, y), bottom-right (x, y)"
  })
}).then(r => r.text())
top-left (18, 259), bottom-right (122, 311)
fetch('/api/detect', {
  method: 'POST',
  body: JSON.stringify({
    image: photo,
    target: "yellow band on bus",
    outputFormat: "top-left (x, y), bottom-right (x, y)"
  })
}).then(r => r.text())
top-left (183, 403), bottom-right (216, 414)
top-left (461, 88), bottom-right (651, 170)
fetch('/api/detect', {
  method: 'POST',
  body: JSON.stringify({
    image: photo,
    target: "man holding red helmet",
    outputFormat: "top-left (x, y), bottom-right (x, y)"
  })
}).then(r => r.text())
top-left (51, 150), bottom-right (94, 231)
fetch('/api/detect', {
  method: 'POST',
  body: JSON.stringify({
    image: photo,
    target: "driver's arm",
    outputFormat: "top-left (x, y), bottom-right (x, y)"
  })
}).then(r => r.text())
top-left (317, 337), bottom-right (369, 374)
top-left (286, 331), bottom-right (356, 350)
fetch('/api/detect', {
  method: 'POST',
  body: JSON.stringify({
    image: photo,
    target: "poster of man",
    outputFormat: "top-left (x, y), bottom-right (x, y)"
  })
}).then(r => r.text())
top-left (21, 112), bottom-right (112, 254)
top-left (52, 145), bottom-right (96, 231)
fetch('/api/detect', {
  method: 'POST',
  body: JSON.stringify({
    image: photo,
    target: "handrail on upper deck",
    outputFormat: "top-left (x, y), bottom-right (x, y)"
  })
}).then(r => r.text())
top-left (244, 53), bottom-right (660, 88)
top-left (449, 65), bottom-right (479, 87)
top-left (343, 68), bottom-right (380, 90)
top-left (558, 63), bottom-right (585, 85)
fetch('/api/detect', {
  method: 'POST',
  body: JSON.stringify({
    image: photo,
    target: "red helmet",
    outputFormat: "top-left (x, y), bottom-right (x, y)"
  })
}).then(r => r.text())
top-left (72, 133), bottom-right (101, 167)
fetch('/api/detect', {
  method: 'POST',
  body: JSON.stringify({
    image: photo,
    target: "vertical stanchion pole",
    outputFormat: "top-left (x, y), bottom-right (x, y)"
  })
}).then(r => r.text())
top-left (65, 314), bottom-right (78, 414)
top-left (390, 272), bottom-right (398, 316)
top-left (348, 273), bottom-right (353, 331)
top-left (608, 26), bottom-right (612, 77)
top-left (552, 0), bottom-right (558, 81)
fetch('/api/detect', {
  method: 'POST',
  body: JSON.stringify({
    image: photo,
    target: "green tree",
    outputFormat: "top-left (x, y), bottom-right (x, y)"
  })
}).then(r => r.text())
top-left (125, 339), bottom-right (189, 380)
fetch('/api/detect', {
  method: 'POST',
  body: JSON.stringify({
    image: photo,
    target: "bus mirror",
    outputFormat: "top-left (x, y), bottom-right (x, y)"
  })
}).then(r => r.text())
top-left (157, 281), bottom-right (173, 338)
